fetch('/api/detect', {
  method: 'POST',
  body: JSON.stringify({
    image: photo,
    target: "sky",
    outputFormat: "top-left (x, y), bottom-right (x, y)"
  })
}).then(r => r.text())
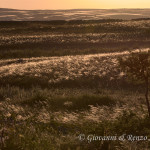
top-left (0, 0), bottom-right (150, 10)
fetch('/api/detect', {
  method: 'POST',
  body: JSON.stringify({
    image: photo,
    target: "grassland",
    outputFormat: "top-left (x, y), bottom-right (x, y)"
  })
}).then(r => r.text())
top-left (1, 20), bottom-right (150, 59)
top-left (0, 20), bottom-right (150, 150)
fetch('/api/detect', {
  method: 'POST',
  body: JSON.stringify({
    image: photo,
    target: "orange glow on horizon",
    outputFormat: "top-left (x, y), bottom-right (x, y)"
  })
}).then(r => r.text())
top-left (0, 0), bottom-right (150, 10)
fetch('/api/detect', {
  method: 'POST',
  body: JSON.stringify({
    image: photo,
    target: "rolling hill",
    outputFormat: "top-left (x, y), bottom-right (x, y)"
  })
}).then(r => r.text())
top-left (0, 8), bottom-right (150, 21)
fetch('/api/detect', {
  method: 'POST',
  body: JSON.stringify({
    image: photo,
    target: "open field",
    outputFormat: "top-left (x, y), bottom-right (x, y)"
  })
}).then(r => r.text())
top-left (1, 20), bottom-right (150, 59)
top-left (0, 8), bottom-right (150, 21)
top-left (0, 20), bottom-right (150, 149)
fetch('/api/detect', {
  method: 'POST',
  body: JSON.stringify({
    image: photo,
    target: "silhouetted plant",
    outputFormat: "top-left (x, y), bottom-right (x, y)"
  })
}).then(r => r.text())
top-left (119, 50), bottom-right (150, 118)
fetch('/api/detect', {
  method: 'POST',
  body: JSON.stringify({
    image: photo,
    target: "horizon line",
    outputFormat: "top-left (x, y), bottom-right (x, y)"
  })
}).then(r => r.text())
top-left (1, 7), bottom-right (150, 11)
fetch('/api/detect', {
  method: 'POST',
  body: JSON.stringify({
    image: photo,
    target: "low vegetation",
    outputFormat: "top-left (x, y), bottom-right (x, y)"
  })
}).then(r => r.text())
top-left (0, 20), bottom-right (150, 149)
top-left (0, 20), bottom-right (150, 59)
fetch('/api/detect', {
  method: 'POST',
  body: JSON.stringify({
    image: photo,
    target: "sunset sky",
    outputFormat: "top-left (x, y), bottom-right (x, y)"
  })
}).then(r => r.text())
top-left (0, 0), bottom-right (150, 10)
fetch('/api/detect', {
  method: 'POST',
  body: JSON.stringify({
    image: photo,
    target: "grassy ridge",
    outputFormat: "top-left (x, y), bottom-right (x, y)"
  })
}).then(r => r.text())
top-left (1, 41), bottom-right (150, 59)
top-left (0, 20), bottom-right (150, 59)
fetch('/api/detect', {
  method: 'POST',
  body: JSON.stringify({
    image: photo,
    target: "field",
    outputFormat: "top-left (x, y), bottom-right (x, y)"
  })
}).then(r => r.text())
top-left (0, 20), bottom-right (150, 150)
top-left (1, 8), bottom-right (150, 21)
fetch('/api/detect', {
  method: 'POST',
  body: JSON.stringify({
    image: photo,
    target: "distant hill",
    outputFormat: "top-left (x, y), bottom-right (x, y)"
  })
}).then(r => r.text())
top-left (0, 8), bottom-right (150, 21)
